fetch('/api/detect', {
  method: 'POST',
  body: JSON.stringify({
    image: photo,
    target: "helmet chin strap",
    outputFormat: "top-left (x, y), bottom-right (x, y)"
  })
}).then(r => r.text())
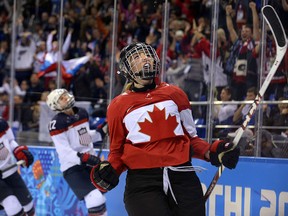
top-left (131, 80), bottom-right (156, 92)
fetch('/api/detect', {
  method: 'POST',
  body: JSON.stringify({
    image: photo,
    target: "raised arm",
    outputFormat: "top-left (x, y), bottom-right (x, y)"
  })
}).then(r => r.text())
top-left (225, 5), bottom-right (238, 43)
top-left (62, 29), bottom-right (73, 54)
top-left (47, 30), bottom-right (57, 52)
top-left (233, 103), bottom-right (245, 124)
top-left (249, 1), bottom-right (260, 41)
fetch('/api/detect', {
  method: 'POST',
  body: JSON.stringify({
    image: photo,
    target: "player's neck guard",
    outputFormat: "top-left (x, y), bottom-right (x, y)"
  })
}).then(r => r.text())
top-left (131, 81), bottom-right (156, 92)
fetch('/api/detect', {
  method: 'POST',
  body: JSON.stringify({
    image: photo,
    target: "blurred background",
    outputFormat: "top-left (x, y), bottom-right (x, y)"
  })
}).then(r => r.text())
top-left (1, 0), bottom-right (288, 158)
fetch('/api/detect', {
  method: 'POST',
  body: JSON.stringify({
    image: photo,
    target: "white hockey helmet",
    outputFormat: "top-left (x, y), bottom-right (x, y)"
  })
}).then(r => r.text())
top-left (46, 89), bottom-right (75, 111)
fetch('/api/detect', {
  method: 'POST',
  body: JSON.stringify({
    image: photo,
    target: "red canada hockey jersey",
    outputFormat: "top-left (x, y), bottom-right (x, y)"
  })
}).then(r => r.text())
top-left (107, 82), bottom-right (210, 175)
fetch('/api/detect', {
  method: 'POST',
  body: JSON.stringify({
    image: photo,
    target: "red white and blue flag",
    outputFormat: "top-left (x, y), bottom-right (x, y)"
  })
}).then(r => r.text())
top-left (38, 54), bottom-right (90, 80)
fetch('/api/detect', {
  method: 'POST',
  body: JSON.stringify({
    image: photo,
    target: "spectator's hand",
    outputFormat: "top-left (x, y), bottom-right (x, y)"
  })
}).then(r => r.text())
top-left (90, 161), bottom-right (119, 192)
top-left (192, 19), bottom-right (204, 33)
top-left (282, 108), bottom-right (288, 115)
top-left (77, 152), bottom-right (100, 166)
top-left (209, 139), bottom-right (240, 169)
top-left (13, 146), bottom-right (34, 168)
top-left (16, 16), bottom-right (24, 25)
top-left (51, 30), bottom-right (57, 35)
top-left (85, 31), bottom-right (91, 40)
top-left (249, 1), bottom-right (256, 10)
top-left (225, 5), bottom-right (233, 15)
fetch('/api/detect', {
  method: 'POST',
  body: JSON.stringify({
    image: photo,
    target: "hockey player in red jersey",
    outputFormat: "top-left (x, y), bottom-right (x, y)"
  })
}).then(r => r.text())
top-left (46, 89), bottom-right (107, 216)
top-left (90, 42), bottom-right (240, 215)
top-left (0, 118), bottom-right (35, 216)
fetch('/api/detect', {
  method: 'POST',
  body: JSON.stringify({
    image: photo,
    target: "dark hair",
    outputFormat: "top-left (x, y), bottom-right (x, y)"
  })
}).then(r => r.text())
top-left (244, 24), bottom-right (253, 30)
top-left (247, 87), bottom-right (257, 95)
top-left (223, 86), bottom-right (232, 95)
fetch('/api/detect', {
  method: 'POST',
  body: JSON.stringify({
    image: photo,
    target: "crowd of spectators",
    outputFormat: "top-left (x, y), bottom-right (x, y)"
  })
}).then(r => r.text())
top-left (0, 0), bottom-right (287, 157)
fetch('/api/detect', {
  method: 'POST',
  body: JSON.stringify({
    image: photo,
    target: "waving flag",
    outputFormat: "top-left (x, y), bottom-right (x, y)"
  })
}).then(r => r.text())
top-left (38, 54), bottom-right (91, 80)
top-left (62, 56), bottom-right (90, 76)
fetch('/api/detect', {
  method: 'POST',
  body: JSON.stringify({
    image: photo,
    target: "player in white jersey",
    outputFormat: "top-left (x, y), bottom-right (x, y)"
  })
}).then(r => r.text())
top-left (0, 118), bottom-right (35, 216)
top-left (90, 42), bottom-right (240, 215)
top-left (46, 89), bottom-right (107, 216)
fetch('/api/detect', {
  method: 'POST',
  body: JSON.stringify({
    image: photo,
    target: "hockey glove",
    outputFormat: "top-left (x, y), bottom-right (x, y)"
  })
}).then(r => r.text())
top-left (13, 146), bottom-right (34, 168)
top-left (90, 161), bottom-right (119, 192)
top-left (77, 152), bottom-right (101, 166)
top-left (209, 139), bottom-right (240, 169)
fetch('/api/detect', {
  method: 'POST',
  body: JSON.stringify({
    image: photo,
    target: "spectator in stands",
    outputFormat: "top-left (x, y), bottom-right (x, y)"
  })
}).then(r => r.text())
top-left (33, 40), bottom-right (46, 73)
top-left (47, 79), bottom-right (57, 91)
top-left (18, 79), bottom-right (29, 96)
top-left (191, 26), bottom-right (229, 100)
top-left (0, 39), bottom-right (9, 85)
top-left (214, 86), bottom-right (237, 138)
top-left (39, 11), bottom-right (50, 36)
top-left (262, 28), bottom-right (288, 100)
top-left (180, 17), bottom-right (213, 118)
top-left (166, 58), bottom-right (186, 87)
top-left (21, 90), bottom-right (50, 132)
top-left (0, 78), bottom-right (27, 97)
top-left (233, 86), bottom-right (257, 126)
top-left (24, 73), bottom-right (45, 104)
top-left (31, 20), bottom-right (46, 45)
top-left (71, 65), bottom-right (91, 101)
top-left (39, 91), bottom-right (50, 102)
top-left (2, 94), bottom-right (25, 135)
top-left (8, 31), bottom-right (36, 85)
top-left (169, 29), bottom-right (186, 59)
top-left (91, 77), bottom-right (108, 108)
top-left (0, 91), bottom-right (8, 117)
top-left (224, 2), bottom-right (260, 101)
top-left (38, 28), bottom-right (71, 72)
top-left (22, 103), bottom-right (40, 132)
top-left (243, 129), bottom-right (281, 158)
top-left (265, 97), bottom-right (288, 136)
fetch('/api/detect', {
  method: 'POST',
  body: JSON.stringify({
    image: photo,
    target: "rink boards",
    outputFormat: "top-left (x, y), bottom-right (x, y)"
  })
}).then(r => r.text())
top-left (16, 147), bottom-right (288, 216)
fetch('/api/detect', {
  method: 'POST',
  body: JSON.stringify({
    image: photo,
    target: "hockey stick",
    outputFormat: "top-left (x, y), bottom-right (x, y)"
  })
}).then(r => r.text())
top-left (97, 133), bottom-right (107, 159)
top-left (0, 160), bottom-right (26, 174)
top-left (97, 122), bottom-right (108, 159)
top-left (204, 5), bottom-right (287, 202)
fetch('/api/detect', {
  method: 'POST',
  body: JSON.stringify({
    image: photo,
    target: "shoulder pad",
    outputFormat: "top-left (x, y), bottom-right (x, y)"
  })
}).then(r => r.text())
top-left (0, 119), bottom-right (9, 133)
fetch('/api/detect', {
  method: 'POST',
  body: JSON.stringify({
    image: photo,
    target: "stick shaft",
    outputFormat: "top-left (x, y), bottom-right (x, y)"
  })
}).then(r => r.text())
top-left (1, 160), bottom-right (25, 173)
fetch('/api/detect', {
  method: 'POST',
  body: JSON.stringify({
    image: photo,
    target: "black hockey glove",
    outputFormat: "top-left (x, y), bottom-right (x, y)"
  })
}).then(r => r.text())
top-left (209, 139), bottom-right (240, 169)
top-left (77, 152), bottom-right (101, 166)
top-left (90, 161), bottom-right (119, 192)
top-left (13, 146), bottom-right (34, 168)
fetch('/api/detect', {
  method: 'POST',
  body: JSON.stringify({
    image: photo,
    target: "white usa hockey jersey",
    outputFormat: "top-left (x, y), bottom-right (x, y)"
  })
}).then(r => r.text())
top-left (48, 107), bottom-right (101, 172)
top-left (0, 119), bottom-right (20, 178)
